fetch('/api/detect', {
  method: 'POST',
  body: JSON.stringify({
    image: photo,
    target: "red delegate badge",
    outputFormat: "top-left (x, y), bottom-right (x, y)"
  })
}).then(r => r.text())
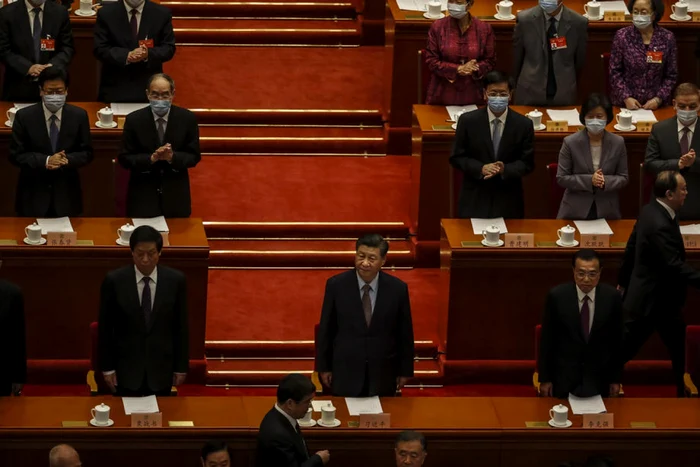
top-left (646, 51), bottom-right (663, 64)
top-left (40, 38), bottom-right (55, 51)
top-left (549, 36), bottom-right (567, 50)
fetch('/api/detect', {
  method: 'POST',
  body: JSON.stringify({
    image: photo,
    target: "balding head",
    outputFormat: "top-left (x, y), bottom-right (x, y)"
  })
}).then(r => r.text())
top-left (49, 444), bottom-right (81, 467)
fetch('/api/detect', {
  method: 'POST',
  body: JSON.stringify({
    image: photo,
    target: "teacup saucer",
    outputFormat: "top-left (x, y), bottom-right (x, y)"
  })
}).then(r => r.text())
top-left (95, 120), bottom-right (117, 129)
top-left (548, 419), bottom-right (573, 428)
top-left (534, 123), bottom-right (546, 131)
top-left (481, 239), bottom-right (504, 247)
top-left (24, 237), bottom-right (46, 245)
top-left (74, 9), bottom-right (96, 16)
top-left (423, 12), bottom-right (445, 19)
top-left (116, 238), bottom-right (130, 246)
top-left (583, 13), bottom-right (602, 20)
top-left (5, 120), bottom-right (12, 127)
top-left (90, 418), bottom-right (114, 427)
top-left (614, 124), bottom-right (636, 131)
top-left (317, 418), bottom-right (341, 427)
top-left (670, 13), bottom-right (691, 21)
top-left (298, 419), bottom-right (317, 427)
top-left (494, 13), bottom-right (515, 20)
top-left (556, 239), bottom-right (579, 248)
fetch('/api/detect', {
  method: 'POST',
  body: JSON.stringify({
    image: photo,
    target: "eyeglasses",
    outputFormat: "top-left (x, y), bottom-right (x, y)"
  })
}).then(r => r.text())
top-left (147, 92), bottom-right (172, 99)
top-left (575, 271), bottom-right (599, 279)
top-left (42, 89), bottom-right (66, 95)
top-left (486, 92), bottom-right (510, 98)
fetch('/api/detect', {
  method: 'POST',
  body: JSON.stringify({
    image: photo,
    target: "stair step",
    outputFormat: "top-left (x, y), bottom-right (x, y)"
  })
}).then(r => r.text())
top-left (204, 221), bottom-right (411, 239)
top-left (164, 0), bottom-right (357, 18)
top-left (191, 109), bottom-right (384, 127)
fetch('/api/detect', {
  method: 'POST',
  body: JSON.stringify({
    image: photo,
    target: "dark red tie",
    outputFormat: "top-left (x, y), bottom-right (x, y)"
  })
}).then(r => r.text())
top-left (581, 295), bottom-right (590, 342)
top-left (681, 127), bottom-right (690, 155)
top-left (130, 9), bottom-right (138, 40)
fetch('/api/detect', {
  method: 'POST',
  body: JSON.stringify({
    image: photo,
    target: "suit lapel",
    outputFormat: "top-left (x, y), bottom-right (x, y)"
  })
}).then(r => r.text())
top-left (557, 8), bottom-right (572, 39)
top-left (479, 109), bottom-right (496, 161)
top-left (532, 8), bottom-right (546, 54)
top-left (588, 286), bottom-right (608, 339)
top-left (668, 119), bottom-right (683, 156)
top-left (16, 5), bottom-right (34, 62)
top-left (370, 272), bottom-right (388, 330)
top-left (117, 2), bottom-right (138, 49)
top-left (567, 284), bottom-right (585, 343)
top-left (273, 409), bottom-right (307, 458)
top-left (147, 265), bottom-right (164, 331)
top-left (57, 105), bottom-right (70, 151)
top-left (139, 2), bottom-right (153, 41)
top-left (124, 267), bottom-right (147, 332)
top-left (32, 105), bottom-right (53, 153)
top-left (348, 270), bottom-right (368, 329)
top-left (496, 111), bottom-right (516, 161)
top-left (580, 131), bottom-right (594, 173)
top-left (599, 131), bottom-right (611, 171)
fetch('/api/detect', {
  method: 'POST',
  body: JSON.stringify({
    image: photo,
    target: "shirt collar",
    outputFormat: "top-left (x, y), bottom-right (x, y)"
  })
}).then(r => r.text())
top-left (123, 0), bottom-right (145, 14)
top-left (152, 109), bottom-right (170, 123)
top-left (487, 106), bottom-right (508, 124)
top-left (656, 198), bottom-right (676, 220)
top-left (575, 285), bottom-right (595, 303)
top-left (357, 270), bottom-right (379, 292)
top-left (134, 265), bottom-right (158, 285)
top-left (42, 103), bottom-right (62, 122)
top-left (545, 7), bottom-right (563, 22)
top-left (25, 0), bottom-right (44, 13)
top-left (677, 118), bottom-right (697, 134)
top-left (274, 403), bottom-right (298, 430)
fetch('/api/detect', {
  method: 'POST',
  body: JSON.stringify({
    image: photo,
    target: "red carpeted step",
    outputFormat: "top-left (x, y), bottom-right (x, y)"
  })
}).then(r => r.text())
top-left (191, 109), bottom-right (383, 126)
top-left (205, 221), bottom-right (410, 239)
top-left (164, 0), bottom-right (357, 18)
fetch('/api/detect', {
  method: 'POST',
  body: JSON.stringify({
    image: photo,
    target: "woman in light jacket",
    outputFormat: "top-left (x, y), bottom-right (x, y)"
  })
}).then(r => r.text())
top-left (556, 93), bottom-right (629, 220)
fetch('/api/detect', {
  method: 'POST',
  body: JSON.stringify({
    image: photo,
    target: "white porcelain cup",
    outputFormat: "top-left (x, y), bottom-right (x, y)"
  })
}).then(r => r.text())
top-left (584, 0), bottom-right (601, 18)
top-left (482, 225), bottom-right (501, 245)
top-left (495, 0), bottom-right (513, 16)
top-left (616, 110), bottom-right (633, 130)
top-left (672, 1), bottom-right (688, 17)
top-left (91, 403), bottom-right (111, 425)
top-left (527, 109), bottom-right (542, 128)
top-left (549, 404), bottom-right (569, 426)
top-left (427, 1), bottom-right (442, 17)
top-left (299, 407), bottom-right (313, 424)
top-left (25, 223), bottom-right (42, 243)
top-left (557, 225), bottom-right (576, 245)
top-left (117, 223), bottom-right (135, 242)
top-left (97, 107), bottom-right (114, 126)
top-left (6, 107), bottom-right (18, 125)
top-left (79, 0), bottom-right (92, 13)
top-left (321, 405), bottom-right (336, 424)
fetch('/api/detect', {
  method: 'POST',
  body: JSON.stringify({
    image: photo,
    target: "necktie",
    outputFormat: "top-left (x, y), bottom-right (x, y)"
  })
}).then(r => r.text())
top-left (492, 119), bottom-right (502, 158)
top-left (49, 114), bottom-right (59, 154)
top-left (32, 7), bottom-right (42, 63)
top-left (141, 276), bottom-right (152, 325)
top-left (362, 283), bottom-right (372, 327)
top-left (681, 126), bottom-right (691, 155)
top-left (581, 295), bottom-right (590, 342)
top-left (546, 17), bottom-right (557, 100)
top-left (295, 423), bottom-right (309, 458)
top-left (130, 9), bottom-right (138, 40)
top-left (157, 118), bottom-right (166, 144)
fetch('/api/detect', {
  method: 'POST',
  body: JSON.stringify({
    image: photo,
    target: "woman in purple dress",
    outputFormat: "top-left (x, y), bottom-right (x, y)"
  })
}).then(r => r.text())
top-left (609, 0), bottom-right (677, 110)
top-left (424, 0), bottom-right (496, 106)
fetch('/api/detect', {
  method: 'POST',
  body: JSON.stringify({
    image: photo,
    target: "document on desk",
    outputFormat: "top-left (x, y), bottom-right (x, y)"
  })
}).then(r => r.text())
top-left (446, 105), bottom-right (478, 122)
top-left (311, 400), bottom-right (334, 412)
top-left (598, 0), bottom-right (630, 13)
top-left (396, 0), bottom-right (446, 10)
top-left (574, 219), bottom-right (614, 235)
top-left (688, 0), bottom-right (700, 10)
top-left (13, 103), bottom-right (34, 110)
top-left (110, 103), bottom-right (150, 116)
top-left (628, 109), bottom-right (657, 123)
top-left (471, 218), bottom-right (508, 235)
top-left (546, 109), bottom-right (581, 127)
top-left (568, 394), bottom-right (607, 414)
top-left (36, 217), bottom-right (74, 235)
top-left (346, 397), bottom-right (384, 416)
top-left (680, 224), bottom-right (700, 234)
top-left (122, 395), bottom-right (160, 415)
top-left (132, 216), bottom-right (170, 232)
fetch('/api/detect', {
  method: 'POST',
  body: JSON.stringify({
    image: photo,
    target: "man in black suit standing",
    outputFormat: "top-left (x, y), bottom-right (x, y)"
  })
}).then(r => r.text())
top-left (94, 0), bottom-right (175, 103)
top-left (450, 70), bottom-right (535, 219)
top-left (9, 67), bottom-right (92, 217)
top-left (118, 73), bottom-right (200, 218)
top-left (256, 373), bottom-right (330, 467)
top-left (98, 225), bottom-right (189, 396)
top-left (618, 170), bottom-right (700, 396)
top-left (645, 83), bottom-right (700, 219)
top-left (0, 277), bottom-right (26, 397)
top-left (317, 234), bottom-right (415, 397)
top-left (0, 0), bottom-right (73, 102)
top-left (539, 249), bottom-right (623, 399)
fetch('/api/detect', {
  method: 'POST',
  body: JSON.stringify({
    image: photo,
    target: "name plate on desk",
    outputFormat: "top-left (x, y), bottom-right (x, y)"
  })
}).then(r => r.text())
top-left (0, 239), bottom-right (18, 245)
top-left (603, 10), bottom-right (625, 20)
top-left (62, 421), bottom-right (88, 427)
top-left (683, 234), bottom-right (700, 248)
top-left (460, 241), bottom-right (483, 248)
top-left (546, 120), bottom-right (568, 132)
top-left (525, 421), bottom-right (549, 428)
top-left (359, 413), bottom-right (391, 428)
top-left (47, 231), bottom-right (77, 246)
top-left (131, 412), bottom-right (162, 428)
top-left (583, 413), bottom-right (614, 429)
top-left (168, 421), bottom-right (194, 427)
top-left (630, 421), bottom-right (656, 428)
top-left (692, 11), bottom-right (700, 20)
top-left (504, 233), bottom-right (534, 248)
top-left (580, 234), bottom-right (610, 248)
top-left (431, 124), bottom-right (454, 131)
top-left (636, 121), bottom-right (653, 132)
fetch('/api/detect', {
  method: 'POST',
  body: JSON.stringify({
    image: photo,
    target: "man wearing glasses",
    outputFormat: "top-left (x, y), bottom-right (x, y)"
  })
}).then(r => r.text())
top-left (118, 73), bottom-right (200, 218)
top-left (9, 67), bottom-right (92, 217)
top-left (538, 249), bottom-right (624, 399)
top-left (394, 431), bottom-right (427, 467)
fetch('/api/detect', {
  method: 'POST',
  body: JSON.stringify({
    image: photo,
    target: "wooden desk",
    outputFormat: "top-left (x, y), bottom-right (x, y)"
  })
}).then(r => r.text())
top-left (411, 104), bottom-right (675, 263)
top-left (386, 0), bottom-right (699, 153)
top-left (0, 217), bottom-right (209, 380)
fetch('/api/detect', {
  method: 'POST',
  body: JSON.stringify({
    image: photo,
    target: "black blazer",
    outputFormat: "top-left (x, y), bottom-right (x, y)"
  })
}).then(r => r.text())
top-left (450, 107), bottom-right (535, 219)
top-left (0, 280), bottom-right (26, 396)
top-left (316, 270), bottom-right (415, 397)
top-left (0, 1), bottom-right (74, 102)
top-left (256, 407), bottom-right (323, 467)
top-left (645, 116), bottom-right (700, 219)
top-left (94, 0), bottom-right (175, 102)
top-left (98, 264), bottom-right (189, 393)
top-left (118, 105), bottom-right (200, 218)
top-left (619, 200), bottom-right (700, 320)
top-left (539, 283), bottom-right (624, 399)
top-left (9, 103), bottom-right (93, 217)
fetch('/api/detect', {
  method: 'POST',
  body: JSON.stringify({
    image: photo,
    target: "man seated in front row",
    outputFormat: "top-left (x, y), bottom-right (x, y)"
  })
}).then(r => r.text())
top-left (394, 430), bottom-right (427, 467)
top-left (539, 249), bottom-right (623, 399)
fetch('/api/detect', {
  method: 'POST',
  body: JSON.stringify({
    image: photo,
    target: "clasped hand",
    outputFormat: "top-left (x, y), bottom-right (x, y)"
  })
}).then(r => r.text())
top-left (47, 151), bottom-right (68, 170)
top-left (457, 59), bottom-right (479, 76)
top-left (482, 161), bottom-right (504, 179)
top-left (27, 63), bottom-right (52, 77)
top-left (592, 169), bottom-right (605, 189)
top-left (127, 45), bottom-right (148, 63)
top-left (151, 144), bottom-right (173, 163)
top-left (679, 149), bottom-right (696, 169)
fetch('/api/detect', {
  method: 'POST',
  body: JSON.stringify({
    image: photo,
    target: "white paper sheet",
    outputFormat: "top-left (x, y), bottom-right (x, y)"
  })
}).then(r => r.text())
top-left (345, 397), bottom-right (384, 416)
top-left (573, 219), bottom-right (614, 235)
top-left (687, 0), bottom-right (700, 11)
top-left (446, 105), bottom-right (478, 122)
top-left (36, 217), bottom-right (74, 235)
top-left (680, 224), bottom-right (700, 234)
top-left (627, 109), bottom-right (658, 123)
top-left (471, 218), bottom-right (508, 235)
top-left (110, 103), bottom-right (150, 116)
top-left (396, 0), bottom-right (447, 11)
top-left (13, 103), bottom-right (35, 110)
top-left (546, 109), bottom-right (582, 127)
top-left (132, 216), bottom-right (170, 232)
top-left (598, 0), bottom-right (630, 13)
top-left (568, 394), bottom-right (607, 414)
top-left (122, 395), bottom-right (160, 415)
top-left (311, 400), bottom-right (334, 412)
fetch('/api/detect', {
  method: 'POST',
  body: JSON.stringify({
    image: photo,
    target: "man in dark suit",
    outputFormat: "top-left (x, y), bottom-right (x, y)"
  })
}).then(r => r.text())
top-left (450, 70), bottom-right (535, 219)
top-left (98, 225), bottom-right (189, 396)
top-left (317, 234), bottom-right (414, 397)
top-left (0, 0), bottom-right (73, 102)
top-left (0, 278), bottom-right (26, 397)
top-left (94, 0), bottom-right (175, 103)
top-left (200, 440), bottom-right (231, 467)
top-left (256, 374), bottom-right (330, 467)
top-left (618, 170), bottom-right (700, 396)
top-left (539, 249), bottom-right (623, 399)
top-left (645, 83), bottom-right (700, 219)
top-left (118, 73), bottom-right (200, 218)
top-left (9, 67), bottom-right (92, 217)
top-left (394, 431), bottom-right (427, 467)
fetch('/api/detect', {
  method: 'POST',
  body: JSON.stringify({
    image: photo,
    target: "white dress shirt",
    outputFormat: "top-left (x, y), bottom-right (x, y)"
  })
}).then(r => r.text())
top-left (123, 0), bottom-right (145, 34)
top-left (357, 271), bottom-right (379, 314)
top-left (274, 403), bottom-right (299, 430)
top-left (677, 118), bottom-right (697, 145)
top-left (657, 198), bottom-right (676, 220)
top-left (590, 144), bottom-right (602, 172)
top-left (134, 264), bottom-right (157, 309)
top-left (25, 0), bottom-right (43, 35)
top-left (487, 107), bottom-right (508, 139)
top-left (575, 285), bottom-right (595, 333)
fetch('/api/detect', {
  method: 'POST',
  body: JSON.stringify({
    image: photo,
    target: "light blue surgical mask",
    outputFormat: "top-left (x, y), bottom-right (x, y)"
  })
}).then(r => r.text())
top-left (150, 99), bottom-right (171, 117)
top-left (677, 109), bottom-right (698, 125)
top-left (632, 14), bottom-right (652, 29)
top-left (43, 94), bottom-right (66, 113)
top-left (539, 0), bottom-right (559, 14)
top-left (585, 118), bottom-right (606, 135)
top-left (487, 96), bottom-right (509, 114)
top-left (448, 3), bottom-right (467, 19)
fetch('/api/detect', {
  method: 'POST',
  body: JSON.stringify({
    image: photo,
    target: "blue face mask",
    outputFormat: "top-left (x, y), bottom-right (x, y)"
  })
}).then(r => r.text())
top-left (539, 0), bottom-right (559, 14)
top-left (632, 14), bottom-right (652, 29)
top-left (677, 109), bottom-right (698, 125)
top-left (487, 96), bottom-right (509, 113)
top-left (585, 118), bottom-right (606, 135)
top-left (150, 99), bottom-right (171, 117)
top-left (43, 94), bottom-right (66, 113)
top-left (448, 3), bottom-right (467, 18)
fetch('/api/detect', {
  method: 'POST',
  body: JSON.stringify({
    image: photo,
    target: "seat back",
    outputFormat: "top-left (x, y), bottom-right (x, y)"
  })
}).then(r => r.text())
top-left (601, 53), bottom-right (611, 96)
top-left (417, 49), bottom-right (431, 104)
top-left (640, 163), bottom-right (655, 210)
top-left (547, 163), bottom-right (565, 218)
top-left (449, 165), bottom-right (464, 218)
